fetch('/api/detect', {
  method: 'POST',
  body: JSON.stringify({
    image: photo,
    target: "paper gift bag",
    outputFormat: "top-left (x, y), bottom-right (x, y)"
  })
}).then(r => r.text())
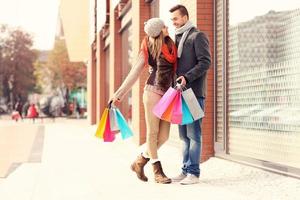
top-left (109, 108), bottom-right (119, 132)
top-left (161, 92), bottom-right (178, 122)
top-left (182, 88), bottom-right (204, 120)
top-left (153, 87), bottom-right (179, 118)
top-left (181, 96), bottom-right (194, 125)
top-left (103, 114), bottom-right (115, 142)
top-left (116, 109), bottom-right (133, 139)
top-left (95, 108), bottom-right (109, 139)
top-left (170, 91), bottom-right (183, 124)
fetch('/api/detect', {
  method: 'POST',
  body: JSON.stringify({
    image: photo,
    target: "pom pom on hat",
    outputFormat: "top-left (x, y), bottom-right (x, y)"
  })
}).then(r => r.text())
top-left (144, 18), bottom-right (165, 38)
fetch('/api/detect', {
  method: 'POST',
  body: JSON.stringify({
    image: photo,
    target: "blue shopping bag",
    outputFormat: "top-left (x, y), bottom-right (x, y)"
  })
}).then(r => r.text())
top-left (181, 96), bottom-right (194, 125)
top-left (115, 109), bottom-right (133, 139)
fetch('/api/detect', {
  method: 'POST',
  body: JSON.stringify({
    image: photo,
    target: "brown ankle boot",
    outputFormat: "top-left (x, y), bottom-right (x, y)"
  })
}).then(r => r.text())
top-left (152, 161), bottom-right (171, 184)
top-left (130, 154), bottom-right (150, 182)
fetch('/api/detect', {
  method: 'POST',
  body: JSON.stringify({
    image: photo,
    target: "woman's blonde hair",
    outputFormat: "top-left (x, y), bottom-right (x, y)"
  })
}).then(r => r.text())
top-left (148, 32), bottom-right (164, 60)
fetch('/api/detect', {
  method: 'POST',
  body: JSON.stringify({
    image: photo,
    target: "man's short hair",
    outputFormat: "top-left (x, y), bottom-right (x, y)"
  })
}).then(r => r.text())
top-left (169, 4), bottom-right (189, 19)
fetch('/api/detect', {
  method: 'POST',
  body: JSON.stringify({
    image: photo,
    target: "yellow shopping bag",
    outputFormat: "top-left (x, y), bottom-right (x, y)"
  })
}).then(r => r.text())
top-left (95, 108), bottom-right (109, 138)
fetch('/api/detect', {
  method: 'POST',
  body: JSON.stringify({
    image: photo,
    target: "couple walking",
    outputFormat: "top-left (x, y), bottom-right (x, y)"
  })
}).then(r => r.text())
top-left (110, 4), bottom-right (211, 185)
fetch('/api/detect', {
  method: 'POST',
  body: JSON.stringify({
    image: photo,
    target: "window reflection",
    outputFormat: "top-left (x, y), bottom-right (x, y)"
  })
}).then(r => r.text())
top-left (227, 1), bottom-right (300, 167)
top-left (228, 8), bottom-right (300, 132)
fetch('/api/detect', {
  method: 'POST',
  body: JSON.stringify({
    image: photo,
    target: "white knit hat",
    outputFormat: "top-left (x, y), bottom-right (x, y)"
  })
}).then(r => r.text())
top-left (144, 18), bottom-right (165, 38)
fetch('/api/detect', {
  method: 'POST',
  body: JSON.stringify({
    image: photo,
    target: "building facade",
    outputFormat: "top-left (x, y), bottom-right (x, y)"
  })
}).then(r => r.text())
top-left (60, 0), bottom-right (300, 177)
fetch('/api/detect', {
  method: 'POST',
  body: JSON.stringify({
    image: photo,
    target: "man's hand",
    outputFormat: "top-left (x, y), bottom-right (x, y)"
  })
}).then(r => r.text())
top-left (176, 76), bottom-right (187, 87)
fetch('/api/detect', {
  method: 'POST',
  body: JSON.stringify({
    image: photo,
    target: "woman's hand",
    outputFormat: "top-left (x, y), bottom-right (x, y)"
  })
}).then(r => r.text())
top-left (109, 95), bottom-right (121, 106)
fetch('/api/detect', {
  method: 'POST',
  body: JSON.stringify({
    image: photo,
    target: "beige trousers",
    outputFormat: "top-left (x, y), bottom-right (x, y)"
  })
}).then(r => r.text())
top-left (143, 89), bottom-right (170, 159)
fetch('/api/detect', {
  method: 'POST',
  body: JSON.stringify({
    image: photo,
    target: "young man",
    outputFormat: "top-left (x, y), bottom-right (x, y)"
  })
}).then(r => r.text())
top-left (170, 4), bottom-right (211, 185)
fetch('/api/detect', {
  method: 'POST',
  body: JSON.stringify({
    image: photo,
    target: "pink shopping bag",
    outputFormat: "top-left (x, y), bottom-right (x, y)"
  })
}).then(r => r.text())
top-left (153, 87), bottom-right (179, 118)
top-left (103, 112), bottom-right (115, 142)
top-left (170, 91), bottom-right (183, 124)
top-left (161, 92), bottom-right (178, 122)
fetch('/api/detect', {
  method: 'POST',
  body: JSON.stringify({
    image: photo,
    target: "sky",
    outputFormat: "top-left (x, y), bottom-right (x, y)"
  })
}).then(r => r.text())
top-left (0, 0), bottom-right (60, 50)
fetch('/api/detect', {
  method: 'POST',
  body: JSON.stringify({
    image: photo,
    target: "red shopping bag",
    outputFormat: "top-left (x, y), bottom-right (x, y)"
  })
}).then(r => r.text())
top-left (103, 114), bottom-right (115, 142)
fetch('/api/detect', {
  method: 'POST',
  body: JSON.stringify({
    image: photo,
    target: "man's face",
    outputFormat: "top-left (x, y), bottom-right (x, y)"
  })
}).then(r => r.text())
top-left (171, 10), bottom-right (188, 29)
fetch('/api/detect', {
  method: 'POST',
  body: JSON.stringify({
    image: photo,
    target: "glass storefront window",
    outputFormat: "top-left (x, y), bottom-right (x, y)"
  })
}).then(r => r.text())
top-left (227, 0), bottom-right (300, 168)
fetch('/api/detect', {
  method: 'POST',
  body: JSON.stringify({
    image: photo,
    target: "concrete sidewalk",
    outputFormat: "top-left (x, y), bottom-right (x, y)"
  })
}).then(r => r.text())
top-left (0, 121), bottom-right (299, 200)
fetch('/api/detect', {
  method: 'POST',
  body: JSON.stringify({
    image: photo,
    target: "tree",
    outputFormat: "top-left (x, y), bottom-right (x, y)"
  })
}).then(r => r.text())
top-left (47, 38), bottom-right (87, 90)
top-left (0, 25), bottom-right (37, 104)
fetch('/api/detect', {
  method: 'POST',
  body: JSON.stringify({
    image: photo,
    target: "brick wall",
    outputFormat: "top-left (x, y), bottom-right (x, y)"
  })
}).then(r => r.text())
top-left (197, 0), bottom-right (215, 162)
top-left (180, 0), bottom-right (197, 25)
top-left (130, 0), bottom-right (150, 144)
top-left (96, 31), bottom-right (107, 122)
top-left (109, 6), bottom-right (122, 98)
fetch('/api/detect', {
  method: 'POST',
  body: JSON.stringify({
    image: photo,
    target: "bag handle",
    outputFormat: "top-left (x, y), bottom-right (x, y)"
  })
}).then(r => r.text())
top-left (107, 100), bottom-right (113, 108)
top-left (174, 79), bottom-right (186, 91)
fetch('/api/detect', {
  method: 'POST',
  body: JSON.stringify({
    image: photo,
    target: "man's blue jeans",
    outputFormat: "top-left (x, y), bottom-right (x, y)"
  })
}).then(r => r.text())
top-left (178, 97), bottom-right (205, 177)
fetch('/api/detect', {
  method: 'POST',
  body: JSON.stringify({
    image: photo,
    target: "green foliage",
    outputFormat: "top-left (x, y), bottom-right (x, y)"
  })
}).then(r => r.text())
top-left (47, 38), bottom-right (87, 90)
top-left (0, 25), bottom-right (37, 101)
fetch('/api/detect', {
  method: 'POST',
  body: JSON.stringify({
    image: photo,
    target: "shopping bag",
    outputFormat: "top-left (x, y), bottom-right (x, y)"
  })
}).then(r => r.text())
top-left (109, 108), bottom-right (119, 132)
top-left (115, 109), bottom-right (133, 139)
top-left (95, 108), bottom-right (109, 138)
top-left (103, 114), bottom-right (115, 142)
top-left (153, 87), bottom-right (179, 118)
top-left (181, 97), bottom-right (194, 125)
top-left (170, 91), bottom-right (183, 124)
top-left (181, 88), bottom-right (204, 120)
top-left (161, 92), bottom-right (178, 122)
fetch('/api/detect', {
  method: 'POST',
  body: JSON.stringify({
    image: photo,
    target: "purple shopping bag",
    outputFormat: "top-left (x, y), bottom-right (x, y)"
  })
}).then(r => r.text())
top-left (170, 91), bottom-right (183, 124)
top-left (153, 87), bottom-right (179, 118)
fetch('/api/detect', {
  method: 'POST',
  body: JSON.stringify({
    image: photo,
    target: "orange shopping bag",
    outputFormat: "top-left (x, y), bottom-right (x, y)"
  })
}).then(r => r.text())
top-left (161, 92), bottom-right (179, 122)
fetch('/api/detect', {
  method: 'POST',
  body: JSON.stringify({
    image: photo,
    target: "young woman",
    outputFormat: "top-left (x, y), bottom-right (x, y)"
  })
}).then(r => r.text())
top-left (110, 18), bottom-right (177, 184)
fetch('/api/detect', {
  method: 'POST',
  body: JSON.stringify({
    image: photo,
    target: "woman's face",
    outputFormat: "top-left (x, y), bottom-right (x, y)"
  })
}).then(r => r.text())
top-left (162, 26), bottom-right (169, 36)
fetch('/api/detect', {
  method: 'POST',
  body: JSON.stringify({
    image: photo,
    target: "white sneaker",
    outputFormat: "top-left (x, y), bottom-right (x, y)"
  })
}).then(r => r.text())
top-left (171, 173), bottom-right (187, 182)
top-left (179, 174), bottom-right (199, 185)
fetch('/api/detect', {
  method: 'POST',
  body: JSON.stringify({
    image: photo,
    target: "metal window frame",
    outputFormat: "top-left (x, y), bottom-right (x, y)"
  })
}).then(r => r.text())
top-left (213, 0), bottom-right (228, 154)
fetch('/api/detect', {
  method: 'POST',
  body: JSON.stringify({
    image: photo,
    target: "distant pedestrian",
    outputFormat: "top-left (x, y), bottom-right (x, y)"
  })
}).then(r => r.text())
top-left (27, 104), bottom-right (39, 122)
top-left (14, 100), bottom-right (23, 118)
